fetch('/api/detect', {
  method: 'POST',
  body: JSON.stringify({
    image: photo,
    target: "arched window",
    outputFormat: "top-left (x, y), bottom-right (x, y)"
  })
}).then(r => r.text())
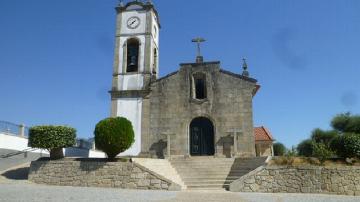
top-left (192, 73), bottom-right (207, 99)
top-left (126, 38), bottom-right (140, 73)
top-left (152, 48), bottom-right (157, 74)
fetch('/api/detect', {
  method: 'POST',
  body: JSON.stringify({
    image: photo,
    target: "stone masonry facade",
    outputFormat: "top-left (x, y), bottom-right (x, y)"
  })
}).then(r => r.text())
top-left (28, 159), bottom-right (181, 191)
top-left (229, 165), bottom-right (360, 196)
top-left (141, 61), bottom-right (258, 157)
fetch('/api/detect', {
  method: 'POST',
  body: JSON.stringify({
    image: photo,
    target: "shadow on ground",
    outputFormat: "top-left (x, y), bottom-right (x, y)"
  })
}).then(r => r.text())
top-left (1, 167), bottom-right (29, 180)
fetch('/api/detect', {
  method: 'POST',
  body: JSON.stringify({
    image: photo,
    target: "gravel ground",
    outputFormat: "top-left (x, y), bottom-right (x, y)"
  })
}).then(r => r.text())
top-left (0, 181), bottom-right (359, 202)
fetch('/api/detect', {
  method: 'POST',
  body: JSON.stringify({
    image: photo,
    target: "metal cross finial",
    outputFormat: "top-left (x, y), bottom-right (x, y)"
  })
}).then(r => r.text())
top-left (191, 37), bottom-right (206, 57)
top-left (242, 58), bottom-right (248, 70)
top-left (242, 58), bottom-right (249, 77)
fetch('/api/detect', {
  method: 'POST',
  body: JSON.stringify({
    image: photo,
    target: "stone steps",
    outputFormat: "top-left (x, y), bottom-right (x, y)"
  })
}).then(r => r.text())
top-left (170, 157), bottom-right (267, 190)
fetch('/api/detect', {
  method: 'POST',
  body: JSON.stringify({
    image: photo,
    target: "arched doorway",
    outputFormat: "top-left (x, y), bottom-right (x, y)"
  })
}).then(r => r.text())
top-left (190, 117), bottom-right (215, 156)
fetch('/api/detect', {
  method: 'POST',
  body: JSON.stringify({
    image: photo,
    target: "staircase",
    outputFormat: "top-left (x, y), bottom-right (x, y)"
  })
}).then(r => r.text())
top-left (170, 157), bottom-right (267, 190)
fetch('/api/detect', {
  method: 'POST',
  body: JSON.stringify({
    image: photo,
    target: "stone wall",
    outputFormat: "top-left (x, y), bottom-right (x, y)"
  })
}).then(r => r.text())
top-left (229, 165), bottom-right (360, 196)
top-left (28, 159), bottom-right (181, 191)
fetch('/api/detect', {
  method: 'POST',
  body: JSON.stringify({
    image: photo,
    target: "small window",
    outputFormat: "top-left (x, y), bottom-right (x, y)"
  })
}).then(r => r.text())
top-left (126, 38), bottom-right (140, 72)
top-left (193, 73), bottom-right (207, 99)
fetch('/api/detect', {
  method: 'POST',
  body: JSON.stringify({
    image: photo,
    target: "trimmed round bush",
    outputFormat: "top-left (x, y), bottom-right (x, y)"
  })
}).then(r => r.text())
top-left (29, 125), bottom-right (76, 159)
top-left (94, 117), bottom-right (135, 159)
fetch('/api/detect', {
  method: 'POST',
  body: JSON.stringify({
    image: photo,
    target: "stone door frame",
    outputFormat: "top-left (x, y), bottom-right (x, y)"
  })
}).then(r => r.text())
top-left (188, 116), bottom-right (216, 156)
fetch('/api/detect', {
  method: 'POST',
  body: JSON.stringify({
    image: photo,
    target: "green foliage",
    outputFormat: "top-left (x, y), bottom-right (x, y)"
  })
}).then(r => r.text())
top-left (29, 125), bottom-right (76, 159)
top-left (297, 139), bottom-right (313, 157)
top-left (29, 126), bottom-right (76, 150)
top-left (342, 133), bottom-right (360, 158)
top-left (331, 113), bottom-right (360, 134)
top-left (273, 142), bottom-right (286, 156)
top-left (285, 146), bottom-right (297, 157)
top-left (312, 142), bottom-right (334, 164)
top-left (94, 117), bottom-right (135, 159)
top-left (331, 112), bottom-right (351, 133)
top-left (311, 128), bottom-right (338, 145)
top-left (329, 135), bottom-right (346, 158)
top-left (331, 133), bottom-right (360, 158)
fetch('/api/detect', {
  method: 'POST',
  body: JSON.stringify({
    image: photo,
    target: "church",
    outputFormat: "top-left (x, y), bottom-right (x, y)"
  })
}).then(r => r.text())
top-left (109, 1), bottom-right (273, 158)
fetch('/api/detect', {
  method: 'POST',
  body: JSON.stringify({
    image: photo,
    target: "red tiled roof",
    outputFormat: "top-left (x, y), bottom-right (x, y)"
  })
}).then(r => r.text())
top-left (254, 126), bottom-right (274, 141)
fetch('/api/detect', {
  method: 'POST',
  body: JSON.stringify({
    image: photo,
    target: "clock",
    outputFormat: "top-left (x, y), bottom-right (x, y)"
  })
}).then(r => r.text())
top-left (127, 17), bottom-right (140, 29)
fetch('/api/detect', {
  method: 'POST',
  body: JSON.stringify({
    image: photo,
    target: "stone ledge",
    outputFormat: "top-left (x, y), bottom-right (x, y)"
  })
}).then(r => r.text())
top-left (28, 159), bottom-right (181, 191)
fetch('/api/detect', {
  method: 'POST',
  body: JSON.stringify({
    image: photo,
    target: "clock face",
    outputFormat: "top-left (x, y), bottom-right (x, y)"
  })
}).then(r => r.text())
top-left (127, 17), bottom-right (140, 29)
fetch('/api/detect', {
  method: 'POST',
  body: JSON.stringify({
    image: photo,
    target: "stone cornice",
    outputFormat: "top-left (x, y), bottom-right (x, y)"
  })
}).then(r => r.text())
top-left (110, 90), bottom-right (151, 99)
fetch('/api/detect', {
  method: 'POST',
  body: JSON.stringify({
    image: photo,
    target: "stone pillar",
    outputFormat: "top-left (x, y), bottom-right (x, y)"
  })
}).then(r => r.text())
top-left (167, 134), bottom-right (171, 159)
top-left (19, 124), bottom-right (25, 137)
top-left (162, 133), bottom-right (175, 159)
top-left (228, 128), bottom-right (242, 157)
top-left (92, 141), bottom-right (96, 150)
top-left (233, 133), bottom-right (238, 156)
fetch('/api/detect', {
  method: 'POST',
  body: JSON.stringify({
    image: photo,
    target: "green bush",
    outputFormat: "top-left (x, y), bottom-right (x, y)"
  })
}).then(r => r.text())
top-left (331, 133), bottom-right (360, 158)
top-left (273, 142), bottom-right (286, 156)
top-left (342, 133), bottom-right (360, 158)
top-left (94, 117), bottom-right (135, 159)
top-left (29, 125), bottom-right (76, 159)
top-left (312, 142), bottom-right (334, 164)
top-left (330, 135), bottom-right (345, 157)
top-left (297, 139), bottom-right (313, 157)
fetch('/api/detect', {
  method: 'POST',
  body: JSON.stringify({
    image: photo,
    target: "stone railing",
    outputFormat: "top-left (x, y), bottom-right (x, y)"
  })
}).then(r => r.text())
top-left (229, 165), bottom-right (360, 196)
top-left (28, 159), bottom-right (181, 191)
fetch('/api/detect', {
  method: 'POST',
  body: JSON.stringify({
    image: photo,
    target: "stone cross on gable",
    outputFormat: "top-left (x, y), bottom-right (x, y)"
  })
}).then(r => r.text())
top-left (192, 37), bottom-right (206, 63)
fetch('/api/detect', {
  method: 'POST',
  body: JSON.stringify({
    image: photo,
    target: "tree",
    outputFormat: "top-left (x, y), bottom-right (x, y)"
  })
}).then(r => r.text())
top-left (331, 112), bottom-right (351, 133)
top-left (310, 128), bottom-right (338, 146)
top-left (94, 117), bottom-right (135, 159)
top-left (331, 113), bottom-right (360, 134)
top-left (29, 126), bottom-right (76, 159)
top-left (273, 142), bottom-right (286, 156)
top-left (297, 139), bottom-right (313, 157)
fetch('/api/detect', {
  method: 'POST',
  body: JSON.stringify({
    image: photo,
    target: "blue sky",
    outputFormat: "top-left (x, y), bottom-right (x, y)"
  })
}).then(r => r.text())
top-left (0, 0), bottom-right (359, 148)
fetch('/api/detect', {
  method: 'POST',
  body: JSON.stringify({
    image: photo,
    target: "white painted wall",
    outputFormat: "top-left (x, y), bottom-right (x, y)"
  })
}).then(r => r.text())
top-left (118, 74), bottom-right (144, 90)
top-left (88, 150), bottom-right (106, 158)
top-left (0, 133), bottom-right (46, 154)
top-left (120, 11), bottom-right (147, 34)
top-left (116, 98), bottom-right (142, 156)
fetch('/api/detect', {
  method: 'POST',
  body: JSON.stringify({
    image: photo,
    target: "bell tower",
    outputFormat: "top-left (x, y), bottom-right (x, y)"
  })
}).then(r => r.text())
top-left (110, 0), bottom-right (160, 156)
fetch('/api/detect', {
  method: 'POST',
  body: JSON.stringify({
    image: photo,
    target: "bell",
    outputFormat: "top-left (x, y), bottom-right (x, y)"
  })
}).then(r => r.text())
top-left (129, 55), bottom-right (137, 66)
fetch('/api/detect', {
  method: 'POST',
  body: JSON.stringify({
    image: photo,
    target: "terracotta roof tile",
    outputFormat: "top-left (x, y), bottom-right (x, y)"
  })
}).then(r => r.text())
top-left (254, 126), bottom-right (274, 141)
